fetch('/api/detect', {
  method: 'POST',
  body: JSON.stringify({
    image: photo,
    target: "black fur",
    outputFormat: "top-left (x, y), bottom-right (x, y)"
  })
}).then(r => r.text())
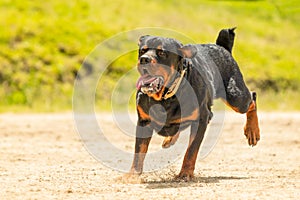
top-left (130, 28), bottom-right (254, 178)
top-left (216, 27), bottom-right (236, 53)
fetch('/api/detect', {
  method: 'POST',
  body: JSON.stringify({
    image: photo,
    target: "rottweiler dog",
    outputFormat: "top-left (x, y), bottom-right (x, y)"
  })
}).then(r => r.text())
top-left (129, 28), bottom-right (260, 180)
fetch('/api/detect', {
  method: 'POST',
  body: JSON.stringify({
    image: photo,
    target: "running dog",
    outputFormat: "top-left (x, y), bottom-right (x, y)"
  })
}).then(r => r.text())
top-left (130, 28), bottom-right (260, 180)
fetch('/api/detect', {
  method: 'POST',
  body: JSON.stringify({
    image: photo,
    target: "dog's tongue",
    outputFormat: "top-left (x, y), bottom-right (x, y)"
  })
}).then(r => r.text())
top-left (136, 75), bottom-right (157, 90)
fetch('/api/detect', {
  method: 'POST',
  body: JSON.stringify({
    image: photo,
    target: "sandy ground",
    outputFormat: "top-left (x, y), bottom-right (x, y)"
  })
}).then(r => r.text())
top-left (0, 112), bottom-right (299, 199)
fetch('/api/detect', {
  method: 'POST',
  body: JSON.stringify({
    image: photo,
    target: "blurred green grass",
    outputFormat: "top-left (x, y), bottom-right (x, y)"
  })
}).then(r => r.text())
top-left (0, 0), bottom-right (299, 112)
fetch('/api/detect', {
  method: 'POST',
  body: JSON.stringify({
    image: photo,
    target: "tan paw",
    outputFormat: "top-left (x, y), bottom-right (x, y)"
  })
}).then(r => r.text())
top-left (244, 124), bottom-right (260, 146)
top-left (162, 132), bottom-right (180, 148)
top-left (244, 100), bottom-right (260, 146)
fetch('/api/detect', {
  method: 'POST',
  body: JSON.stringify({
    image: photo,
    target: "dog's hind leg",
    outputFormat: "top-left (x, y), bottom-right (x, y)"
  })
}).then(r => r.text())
top-left (224, 90), bottom-right (260, 146)
top-left (215, 28), bottom-right (260, 146)
top-left (244, 92), bottom-right (260, 146)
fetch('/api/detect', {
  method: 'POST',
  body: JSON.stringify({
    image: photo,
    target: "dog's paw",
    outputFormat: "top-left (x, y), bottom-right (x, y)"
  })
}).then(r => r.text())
top-left (162, 133), bottom-right (180, 148)
top-left (244, 120), bottom-right (260, 146)
top-left (175, 170), bottom-right (194, 182)
top-left (244, 100), bottom-right (260, 146)
top-left (162, 136), bottom-right (173, 148)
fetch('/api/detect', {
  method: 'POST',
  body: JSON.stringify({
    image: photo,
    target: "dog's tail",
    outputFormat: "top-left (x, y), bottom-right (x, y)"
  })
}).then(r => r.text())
top-left (216, 27), bottom-right (236, 54)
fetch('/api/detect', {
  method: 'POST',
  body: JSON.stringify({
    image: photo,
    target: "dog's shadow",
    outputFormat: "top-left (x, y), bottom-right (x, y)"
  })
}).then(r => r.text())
top-left (144, 175), bottom-right (248, 189)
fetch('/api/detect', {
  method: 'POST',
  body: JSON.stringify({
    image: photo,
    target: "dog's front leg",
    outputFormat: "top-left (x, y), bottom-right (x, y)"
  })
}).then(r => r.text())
top-left (129, 125), bottom-right (153, 175)
top-left (177, 116), bottom-right (209, 181)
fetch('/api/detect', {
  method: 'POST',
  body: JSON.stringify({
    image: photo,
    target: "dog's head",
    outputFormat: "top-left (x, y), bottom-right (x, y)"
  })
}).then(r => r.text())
top-left (136, 35), bottom-right (197, 101)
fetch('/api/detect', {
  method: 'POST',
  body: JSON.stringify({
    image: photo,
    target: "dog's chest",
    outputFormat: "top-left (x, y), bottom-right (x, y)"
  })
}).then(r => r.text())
top-left (137, 93), bottom-right (199, 136)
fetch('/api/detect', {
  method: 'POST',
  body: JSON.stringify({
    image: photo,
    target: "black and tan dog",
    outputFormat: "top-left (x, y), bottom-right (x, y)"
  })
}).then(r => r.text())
top-left (129, 28), bottom-right (260, 180)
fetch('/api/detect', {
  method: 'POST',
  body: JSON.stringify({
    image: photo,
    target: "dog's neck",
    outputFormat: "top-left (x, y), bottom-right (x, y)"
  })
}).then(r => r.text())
top-left (163, 58), bottom-right (191, 100)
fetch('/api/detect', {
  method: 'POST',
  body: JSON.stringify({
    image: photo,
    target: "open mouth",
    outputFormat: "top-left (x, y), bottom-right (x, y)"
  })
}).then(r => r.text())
top-left (136, 75), bottom-right (164, 94)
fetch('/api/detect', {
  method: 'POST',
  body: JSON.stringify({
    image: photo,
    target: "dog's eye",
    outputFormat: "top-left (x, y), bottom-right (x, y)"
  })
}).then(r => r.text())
top-left (140, 48), bottom-right (147, 55)
top-left (157, 50), bottom-right (166, 58)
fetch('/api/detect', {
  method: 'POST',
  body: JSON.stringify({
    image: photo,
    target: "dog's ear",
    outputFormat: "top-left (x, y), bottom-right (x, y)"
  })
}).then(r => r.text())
top-left (138, 35), bottom-right (150, 46)
top-left (178, 45), bottom-right (197, 58)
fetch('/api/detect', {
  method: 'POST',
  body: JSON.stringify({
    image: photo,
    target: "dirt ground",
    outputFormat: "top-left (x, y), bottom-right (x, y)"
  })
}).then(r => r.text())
top-left (0, 112), bottom-right (299, 199)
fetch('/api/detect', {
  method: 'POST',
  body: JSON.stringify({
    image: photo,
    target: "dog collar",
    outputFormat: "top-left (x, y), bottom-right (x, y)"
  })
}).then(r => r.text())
top-left (163, 68), bottom-right (187, 100)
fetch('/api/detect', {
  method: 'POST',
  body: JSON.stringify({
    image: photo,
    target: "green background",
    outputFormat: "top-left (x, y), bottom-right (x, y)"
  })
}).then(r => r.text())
top-left (0, 0), bottom-right (299, 112)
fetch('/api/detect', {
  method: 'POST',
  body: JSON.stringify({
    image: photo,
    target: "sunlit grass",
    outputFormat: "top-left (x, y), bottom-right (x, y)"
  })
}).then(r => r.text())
top-left (0, 0), bottom-right (299, 112)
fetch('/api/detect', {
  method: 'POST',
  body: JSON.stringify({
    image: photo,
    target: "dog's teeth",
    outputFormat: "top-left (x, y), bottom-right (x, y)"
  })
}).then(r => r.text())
top-left (141, 87), bottom-right (148, 93)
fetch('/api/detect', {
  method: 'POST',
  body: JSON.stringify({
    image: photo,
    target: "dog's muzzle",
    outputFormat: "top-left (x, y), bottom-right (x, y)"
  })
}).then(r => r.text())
top-left (136, 75), bottom-right (164, 94)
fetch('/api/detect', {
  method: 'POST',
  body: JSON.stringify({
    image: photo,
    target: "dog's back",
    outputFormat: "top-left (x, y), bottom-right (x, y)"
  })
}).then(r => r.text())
top-left (190, 28), bottom-right (248, 101)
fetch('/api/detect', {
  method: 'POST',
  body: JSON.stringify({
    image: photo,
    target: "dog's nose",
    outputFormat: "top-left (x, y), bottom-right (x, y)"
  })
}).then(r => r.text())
top-left (140, 55), bottom-right (152, 64)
